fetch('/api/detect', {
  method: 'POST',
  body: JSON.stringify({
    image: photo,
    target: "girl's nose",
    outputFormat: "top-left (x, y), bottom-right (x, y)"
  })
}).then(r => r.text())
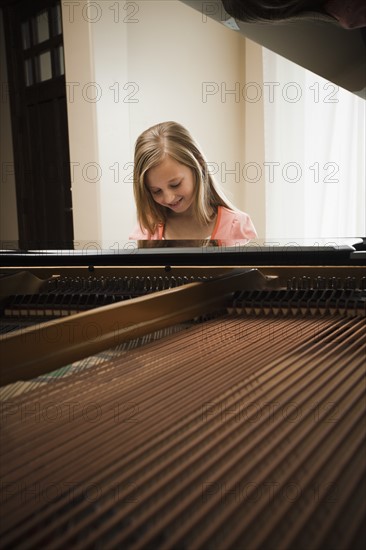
top-left (164, 191), bottom-right (176, 204)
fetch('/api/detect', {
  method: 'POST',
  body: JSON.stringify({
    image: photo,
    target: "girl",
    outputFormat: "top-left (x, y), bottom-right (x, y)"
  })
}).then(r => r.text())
top-left (129, 122), bottom-right (257, 241)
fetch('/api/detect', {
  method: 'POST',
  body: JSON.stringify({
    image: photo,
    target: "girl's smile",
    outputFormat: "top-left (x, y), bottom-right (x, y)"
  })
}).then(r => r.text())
top-left (168, 197), bottom-right (183, 209)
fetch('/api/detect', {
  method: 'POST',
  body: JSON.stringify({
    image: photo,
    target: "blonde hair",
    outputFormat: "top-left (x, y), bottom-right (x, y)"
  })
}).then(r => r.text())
top-left (133, 121), bottom-right (234, 235)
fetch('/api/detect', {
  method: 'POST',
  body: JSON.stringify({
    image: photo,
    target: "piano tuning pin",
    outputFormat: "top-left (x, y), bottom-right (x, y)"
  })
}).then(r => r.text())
top-left (144, 276), bottom-right (150, 291)
top-left (47, 279), bottom-right (55, 291)
top-left (140, 276), bottom-right (146, 289)
top-left (144, 277), bottom-right (149, 292)
top-left (319, 276), bottom-right (326, 289)
top-left (344, 276), bottom-right (354, 290)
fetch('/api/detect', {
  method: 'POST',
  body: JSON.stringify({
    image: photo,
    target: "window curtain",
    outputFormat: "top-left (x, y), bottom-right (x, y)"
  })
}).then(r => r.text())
top-left (262, 48), bottom-right (365, 239)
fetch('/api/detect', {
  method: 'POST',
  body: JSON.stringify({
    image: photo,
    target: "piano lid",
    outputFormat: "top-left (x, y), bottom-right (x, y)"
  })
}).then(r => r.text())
top-left (1, 237), bottom-right (365, 266)
top-left (179, 0), bottom-right (366, 98)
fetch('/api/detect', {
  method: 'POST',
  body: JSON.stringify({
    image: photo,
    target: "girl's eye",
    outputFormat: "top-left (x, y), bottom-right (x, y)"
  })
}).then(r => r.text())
top-left (151, 181), bottom-right (180, 195)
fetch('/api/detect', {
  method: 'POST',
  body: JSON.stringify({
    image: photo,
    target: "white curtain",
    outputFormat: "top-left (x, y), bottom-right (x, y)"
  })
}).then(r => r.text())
top-left (263, 48), bottom-right (365, 239)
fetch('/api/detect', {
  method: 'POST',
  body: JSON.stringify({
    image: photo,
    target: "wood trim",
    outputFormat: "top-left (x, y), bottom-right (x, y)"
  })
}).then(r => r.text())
top-left (0, 269), bottom-right (275, 386)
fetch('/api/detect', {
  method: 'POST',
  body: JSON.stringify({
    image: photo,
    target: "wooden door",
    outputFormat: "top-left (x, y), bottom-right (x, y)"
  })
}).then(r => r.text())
top-left (2, 0), bottom-right (73, 249)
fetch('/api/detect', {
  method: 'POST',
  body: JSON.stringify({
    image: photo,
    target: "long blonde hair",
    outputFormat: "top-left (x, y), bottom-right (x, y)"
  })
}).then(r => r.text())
top-left (133, 121), bottom-right (234, 235)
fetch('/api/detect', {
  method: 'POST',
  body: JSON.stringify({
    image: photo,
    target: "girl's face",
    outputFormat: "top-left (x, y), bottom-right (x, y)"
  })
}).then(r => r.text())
top-left (146, 156), bottom-right (195, 214)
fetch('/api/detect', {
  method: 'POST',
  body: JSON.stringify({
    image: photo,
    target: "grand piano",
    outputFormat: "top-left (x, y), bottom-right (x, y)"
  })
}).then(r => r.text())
top-left (0, 1), bottom-right (365, 548)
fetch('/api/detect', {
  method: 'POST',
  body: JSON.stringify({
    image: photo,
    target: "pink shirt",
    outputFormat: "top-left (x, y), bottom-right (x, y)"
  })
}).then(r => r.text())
top-left (129, 206), bottom-right (257, 241)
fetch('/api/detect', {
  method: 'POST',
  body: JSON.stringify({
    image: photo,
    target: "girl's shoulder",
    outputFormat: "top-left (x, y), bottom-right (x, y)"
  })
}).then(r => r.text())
top-left (213, 206), bottom-right (257, 239)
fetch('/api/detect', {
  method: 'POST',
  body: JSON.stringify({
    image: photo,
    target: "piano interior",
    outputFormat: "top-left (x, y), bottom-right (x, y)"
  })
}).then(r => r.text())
top-left (0, 241), bottom-right (365, 549)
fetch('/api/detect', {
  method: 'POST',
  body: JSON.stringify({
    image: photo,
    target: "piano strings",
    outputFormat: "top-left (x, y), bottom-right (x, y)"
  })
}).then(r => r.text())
top-left (0, 283), bottom-right (365, 548)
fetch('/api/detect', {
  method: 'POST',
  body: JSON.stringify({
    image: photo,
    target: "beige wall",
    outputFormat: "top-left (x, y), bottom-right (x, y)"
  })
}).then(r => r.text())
top-left (243, 38), bottom-right (266, 237)
top-left (0, 10), bottom-right (19, 243)
top-left (61, 0), bottom-right (102, 245)
top-left (62, 0), bottom-right (265, 244)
